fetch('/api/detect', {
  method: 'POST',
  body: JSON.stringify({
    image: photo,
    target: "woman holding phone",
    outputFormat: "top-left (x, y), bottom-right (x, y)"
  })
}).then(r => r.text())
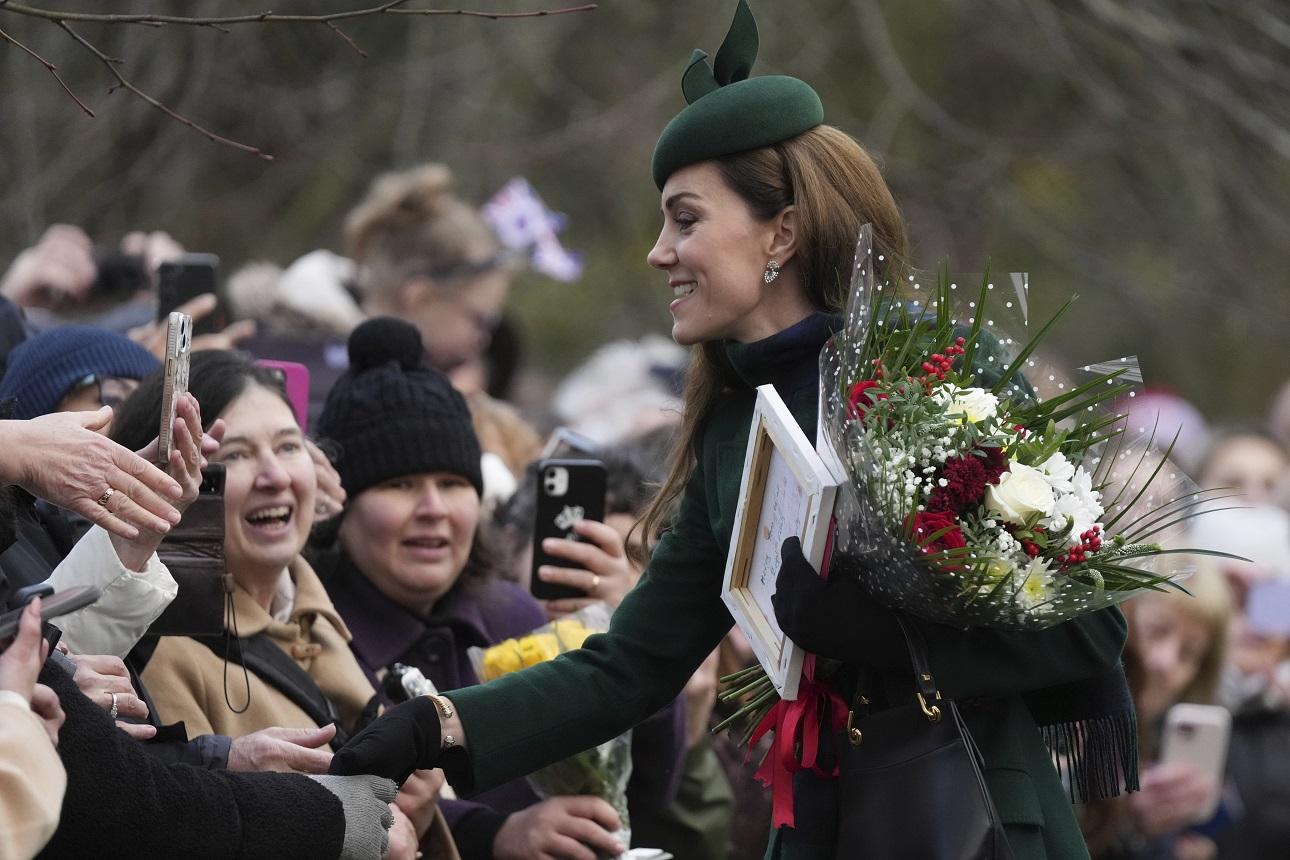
top-left (334, 4), bottom-right (1131, 857)
top-left (311, 316), bottom-right (683, 860)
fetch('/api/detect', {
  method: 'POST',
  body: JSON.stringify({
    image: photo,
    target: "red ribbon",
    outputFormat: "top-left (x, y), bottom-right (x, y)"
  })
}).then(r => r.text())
top-left (749, 517), bottom-right (847, 830)
top-left (749, 659), bottom-right (849, 829)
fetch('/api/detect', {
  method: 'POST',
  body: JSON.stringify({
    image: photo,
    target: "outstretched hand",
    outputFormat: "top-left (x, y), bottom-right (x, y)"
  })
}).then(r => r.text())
top-left (330, 695), bottom-right (443, 784)
top-left (2, 408), bottom-right (183, 541)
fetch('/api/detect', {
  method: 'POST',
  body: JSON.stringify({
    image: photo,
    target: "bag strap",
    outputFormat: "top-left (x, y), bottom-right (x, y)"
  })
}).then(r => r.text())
top-left (196, 632), bottom-right (349, 748)
top-left (893, 615), bottom-right (944, 724)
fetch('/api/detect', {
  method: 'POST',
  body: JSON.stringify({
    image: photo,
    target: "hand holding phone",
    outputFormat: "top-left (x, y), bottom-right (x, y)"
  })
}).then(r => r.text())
top-left (1160, 703), bottom-right (1231, 824)
top-left (530, 459), bottom-right (607, 601)
top-left (156, 253), bottom-right (226, 336)
top-left (157, 312), bottom-right (192, 465)
top-left (0, 585), bottom-right (101, 641)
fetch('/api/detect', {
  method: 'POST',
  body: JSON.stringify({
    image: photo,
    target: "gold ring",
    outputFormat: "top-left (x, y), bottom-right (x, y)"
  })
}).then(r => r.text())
top-left (96, 488), bottom-right (115, 508)
top-left (590, 574), bottom-right (601, 593)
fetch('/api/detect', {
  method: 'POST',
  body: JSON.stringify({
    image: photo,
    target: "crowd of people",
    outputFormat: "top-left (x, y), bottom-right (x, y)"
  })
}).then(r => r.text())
top-left (3, 4), bottom-right (1288, 860)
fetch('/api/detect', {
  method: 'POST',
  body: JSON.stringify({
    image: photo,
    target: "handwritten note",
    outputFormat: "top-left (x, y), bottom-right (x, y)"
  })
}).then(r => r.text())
top-left (747, 447), bottom-right (807, 645)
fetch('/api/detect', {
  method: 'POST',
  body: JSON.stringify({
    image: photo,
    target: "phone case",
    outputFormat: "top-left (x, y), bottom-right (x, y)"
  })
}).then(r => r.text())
top-left (531, 459), bottom-right (607, 601)
top-left (157, 312), bottom-right (192, 465)
top-left (256, 359), bottom-right (311, 433)
top-left (1161, 703), bottom-right (1231, 823)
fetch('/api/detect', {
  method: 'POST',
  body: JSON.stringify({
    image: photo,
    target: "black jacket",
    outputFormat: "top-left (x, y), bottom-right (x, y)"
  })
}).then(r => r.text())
top-left (36, 661), bottom-right (347, 859)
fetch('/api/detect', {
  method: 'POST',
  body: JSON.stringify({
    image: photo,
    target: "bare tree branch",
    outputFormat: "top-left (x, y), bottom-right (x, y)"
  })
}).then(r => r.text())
top-left (0, 2), bottom-right (597, 27)
top-left (57, 19), bottom-right (275, 160)
top-left (0, 1), bottom-right (598, 158)
top-left (0, 23), bottom-right (93, 115)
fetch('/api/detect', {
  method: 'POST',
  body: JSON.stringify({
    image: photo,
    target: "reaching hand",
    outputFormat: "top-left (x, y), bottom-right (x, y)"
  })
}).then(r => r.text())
top-left (110, 393), bottom-right (215, 571)
top-left (394, 768), bottom-right (444, 840)
top-left (1129, 762), bottom-right (1217, 836)
top-left (538, 518), bottom-right (639, 617)
top-left (330, 695), bottom-right (443, 784)
top-left (127, 292), bottom-right (256, 358)
top-left (492, 796), bottom-right (625, 860)
top-left (2, 408), bottom-right (183, 541)
top-left (307, 438), bottom-right (347, 522)
top-left (0, 599), bottom-right (48, 703)
top-left (228, 724), bottom-right (336, 774)
top-left (0, 224), bottom-right (95, 308)
top-left (68, 653), bottom-right (148, 722)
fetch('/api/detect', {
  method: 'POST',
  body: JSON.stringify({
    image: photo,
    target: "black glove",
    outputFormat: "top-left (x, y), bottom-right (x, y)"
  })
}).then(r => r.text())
top-left (329, 695), bottom-right (442, 784)
top-left (771, 536), bottom-right (906, 668)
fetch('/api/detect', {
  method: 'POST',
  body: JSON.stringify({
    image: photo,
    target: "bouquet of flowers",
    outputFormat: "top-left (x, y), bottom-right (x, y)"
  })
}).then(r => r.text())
top-left (818, 225), bottom-right (1235, 629)
top-left (717, 224), bottom-right (1238, 742)
top-left (469, 604), bottom-right (635, 860)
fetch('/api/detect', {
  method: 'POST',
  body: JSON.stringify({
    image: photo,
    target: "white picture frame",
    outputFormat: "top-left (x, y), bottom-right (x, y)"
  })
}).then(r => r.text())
top-left (721, 384), bottom-right (841, 700)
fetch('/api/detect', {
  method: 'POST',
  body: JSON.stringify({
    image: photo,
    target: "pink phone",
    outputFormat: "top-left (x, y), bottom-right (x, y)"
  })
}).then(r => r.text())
top-left (256, 360), bottom-right (310, 432)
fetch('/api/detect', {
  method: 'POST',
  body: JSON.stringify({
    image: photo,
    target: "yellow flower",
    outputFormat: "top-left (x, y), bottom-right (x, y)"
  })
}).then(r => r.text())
top-left (481, 638), bottom-right (525, 680)
top-left (552, 618), bottom-right (594, 650)
top-left (519, 632), bottom-right (560, 668)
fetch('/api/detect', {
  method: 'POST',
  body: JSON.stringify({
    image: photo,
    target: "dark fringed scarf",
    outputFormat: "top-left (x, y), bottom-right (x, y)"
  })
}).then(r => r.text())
top-left (1024, 667), bottom-right (1140, 801)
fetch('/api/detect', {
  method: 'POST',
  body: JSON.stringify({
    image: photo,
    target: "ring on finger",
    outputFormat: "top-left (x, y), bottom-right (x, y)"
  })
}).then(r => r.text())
top-left (97, 488), bottom-right (115, 508)
top-left (589, 574), bottom-right (601, 594)
top-left (108, 691), bottom-right (119, 720)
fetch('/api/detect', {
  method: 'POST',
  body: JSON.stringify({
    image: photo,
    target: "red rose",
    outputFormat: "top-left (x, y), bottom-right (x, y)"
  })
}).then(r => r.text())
top-left (911, 510), bottom-right (967, 563)
top-left (847, 380), bottom-right (887, 420)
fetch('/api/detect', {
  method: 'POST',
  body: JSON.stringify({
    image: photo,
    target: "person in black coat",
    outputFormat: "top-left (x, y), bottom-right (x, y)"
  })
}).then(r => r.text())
top-left (36, 659), bottom-right (396, 860)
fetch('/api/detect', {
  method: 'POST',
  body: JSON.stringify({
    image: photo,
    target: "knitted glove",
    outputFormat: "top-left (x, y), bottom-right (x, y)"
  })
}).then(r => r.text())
top-left (329, 695), bottom-right (443, 784)
top-left (307, 774), bottom-right (397, 860)
top-left (770, 536), bottom-right (906, 667)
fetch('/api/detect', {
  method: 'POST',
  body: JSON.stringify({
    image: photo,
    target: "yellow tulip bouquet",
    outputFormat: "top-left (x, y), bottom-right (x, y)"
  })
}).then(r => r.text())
top-left (470, 604), bottom-right (635, 858)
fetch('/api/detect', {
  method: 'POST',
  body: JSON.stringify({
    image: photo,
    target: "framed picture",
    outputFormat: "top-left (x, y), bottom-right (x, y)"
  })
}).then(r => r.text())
top-left (722, 384), bottom-right (842, 700)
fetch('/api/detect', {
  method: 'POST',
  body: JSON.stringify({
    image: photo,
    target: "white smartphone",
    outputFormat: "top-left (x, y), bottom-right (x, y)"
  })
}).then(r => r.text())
top-left (1160, 703), bottom-right (1231, 823)
top-left (157, 311), bottom-right (193, 465)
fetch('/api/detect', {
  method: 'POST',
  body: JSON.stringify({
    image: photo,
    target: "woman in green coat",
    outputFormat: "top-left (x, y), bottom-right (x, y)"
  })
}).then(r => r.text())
top-left (334, 4), bottom-right (1135, 858)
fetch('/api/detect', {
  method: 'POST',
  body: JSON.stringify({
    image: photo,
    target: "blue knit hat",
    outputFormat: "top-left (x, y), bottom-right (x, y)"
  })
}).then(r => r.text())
top-left (0, 325), bottom-right (161, 419)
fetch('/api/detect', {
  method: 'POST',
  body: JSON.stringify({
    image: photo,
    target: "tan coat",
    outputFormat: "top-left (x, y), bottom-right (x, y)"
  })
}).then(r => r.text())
top-left (0, 693), bottom-right (66, 860)
top-left (142, 556), bottom-right (376, 738)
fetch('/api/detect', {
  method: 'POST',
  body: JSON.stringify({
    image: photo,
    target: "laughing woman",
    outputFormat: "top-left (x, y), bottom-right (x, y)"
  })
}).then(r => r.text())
top-left (111, 351), bottom-right (459, 858)
top-left (333, 4), bottom-right (1132, 858)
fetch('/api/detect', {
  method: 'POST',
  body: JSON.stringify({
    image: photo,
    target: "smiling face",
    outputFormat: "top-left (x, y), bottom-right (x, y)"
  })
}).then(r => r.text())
top-left (212, 385), bottom-right (317, 586)
top-left (338, 472), bottom-right (481, 615)
top-left (646, 162), bottom-right (808, 346)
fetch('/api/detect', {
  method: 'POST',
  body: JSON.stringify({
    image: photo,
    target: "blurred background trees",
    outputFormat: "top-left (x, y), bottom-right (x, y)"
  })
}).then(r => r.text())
top-left (2, 0), bottom-right (1287, 416)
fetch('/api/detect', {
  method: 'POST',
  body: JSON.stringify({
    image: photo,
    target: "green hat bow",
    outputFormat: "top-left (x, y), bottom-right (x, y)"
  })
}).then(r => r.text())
top-left (651, 0), bottom-right (823, 189)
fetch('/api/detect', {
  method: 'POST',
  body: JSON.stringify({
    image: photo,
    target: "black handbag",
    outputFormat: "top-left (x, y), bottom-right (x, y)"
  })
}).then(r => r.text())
top-left (835, 616), bottom-right (1013, 860)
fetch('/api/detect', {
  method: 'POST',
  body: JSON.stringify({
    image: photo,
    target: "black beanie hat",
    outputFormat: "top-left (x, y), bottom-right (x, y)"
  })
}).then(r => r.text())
top-left (316, 317), bottom-right (482, 498)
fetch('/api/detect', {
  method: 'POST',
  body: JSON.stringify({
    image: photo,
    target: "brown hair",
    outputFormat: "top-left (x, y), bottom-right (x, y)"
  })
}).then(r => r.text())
top-left (633, 126), bottom-right (909, 553)
top-left (343, 164), bottom-right (500, 301)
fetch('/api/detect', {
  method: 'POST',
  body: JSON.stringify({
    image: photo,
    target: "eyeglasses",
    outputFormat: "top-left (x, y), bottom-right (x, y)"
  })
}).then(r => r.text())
top-left (69, 374), bottom-right (139, 410)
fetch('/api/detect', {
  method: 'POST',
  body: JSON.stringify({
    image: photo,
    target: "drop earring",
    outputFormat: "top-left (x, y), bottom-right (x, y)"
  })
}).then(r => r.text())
top-left (763, 260), bottom-right (780, 284)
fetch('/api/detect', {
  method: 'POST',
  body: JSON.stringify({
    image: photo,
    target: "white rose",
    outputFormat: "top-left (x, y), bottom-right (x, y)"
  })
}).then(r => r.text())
top-left (944, 387), bottom-right (999, 424)
top-left (986, 462), bottom-right (1057, 525)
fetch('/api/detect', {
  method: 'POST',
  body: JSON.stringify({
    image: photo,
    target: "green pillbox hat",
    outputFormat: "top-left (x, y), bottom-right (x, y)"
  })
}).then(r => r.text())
top-left (651, 0), bottom-right (824, 189)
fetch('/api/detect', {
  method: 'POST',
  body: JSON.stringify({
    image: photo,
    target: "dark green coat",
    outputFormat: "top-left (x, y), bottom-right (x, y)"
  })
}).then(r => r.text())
top-left (452, 315), bottom-right (1124, 859)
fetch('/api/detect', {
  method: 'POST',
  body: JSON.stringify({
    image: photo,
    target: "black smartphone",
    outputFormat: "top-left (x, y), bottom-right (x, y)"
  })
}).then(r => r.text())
top-left (156, 253), bottom-right (225, 336)
top-left (0, 585), bottom-right (101, 641)
top-left (530, 459), bottom-right (607, 601)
